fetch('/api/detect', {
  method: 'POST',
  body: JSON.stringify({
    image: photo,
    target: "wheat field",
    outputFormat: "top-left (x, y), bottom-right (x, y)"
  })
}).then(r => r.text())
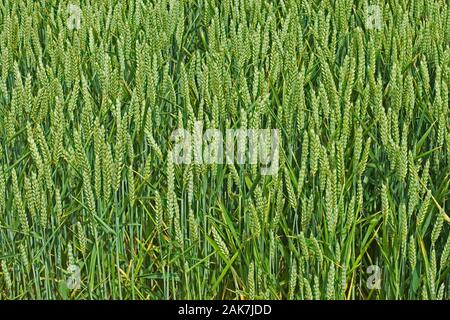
top-left (0, 0), bottom-right (449, 300)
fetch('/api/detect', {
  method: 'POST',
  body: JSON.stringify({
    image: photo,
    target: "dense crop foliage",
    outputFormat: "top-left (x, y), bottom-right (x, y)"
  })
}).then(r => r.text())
top-left (0, 0), bottom-right (449, 300)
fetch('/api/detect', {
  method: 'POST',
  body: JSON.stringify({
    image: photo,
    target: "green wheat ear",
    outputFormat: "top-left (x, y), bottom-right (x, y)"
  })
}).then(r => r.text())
top-left (1, 260), bottom-right (12, 292)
